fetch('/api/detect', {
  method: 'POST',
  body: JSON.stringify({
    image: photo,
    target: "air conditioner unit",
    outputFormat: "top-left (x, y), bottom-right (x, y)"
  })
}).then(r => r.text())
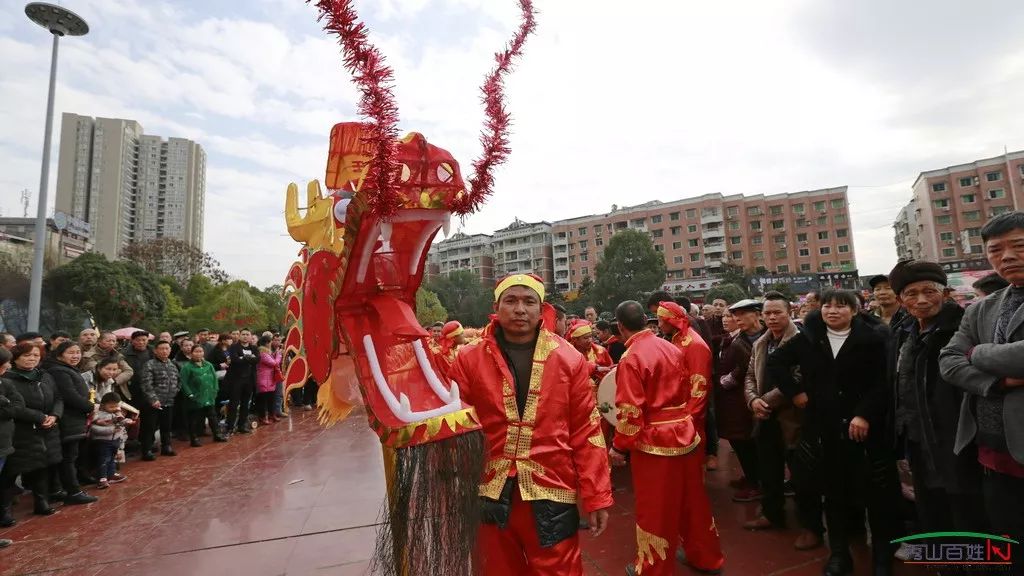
top-left (819, 210), bottom-right (827, 215)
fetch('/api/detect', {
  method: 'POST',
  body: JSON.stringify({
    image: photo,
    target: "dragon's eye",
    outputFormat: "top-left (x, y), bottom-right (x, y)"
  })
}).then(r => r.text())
top-left (436, 162), bottom-right (454, 183)
top-left (400, 163), bottom-right (412, 183)
top-left (334, 197), bottom-right (351, 225)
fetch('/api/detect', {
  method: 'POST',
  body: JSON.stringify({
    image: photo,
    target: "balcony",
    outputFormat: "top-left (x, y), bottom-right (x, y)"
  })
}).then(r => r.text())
top-left (700, 213), bottom-right (723, 225)
top-left (702, 228), bottom-right (725, 240)
top-left (706, 257), bottom-right (725, 268)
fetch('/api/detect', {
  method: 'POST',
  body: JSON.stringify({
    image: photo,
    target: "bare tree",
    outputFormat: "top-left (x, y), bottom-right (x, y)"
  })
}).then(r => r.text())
top-left (121, 239), bottom-right (229, 286)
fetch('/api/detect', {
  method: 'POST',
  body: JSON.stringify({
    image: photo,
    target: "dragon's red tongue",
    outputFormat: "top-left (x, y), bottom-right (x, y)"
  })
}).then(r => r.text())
top-left (369, 295), bottom-right (429, 340)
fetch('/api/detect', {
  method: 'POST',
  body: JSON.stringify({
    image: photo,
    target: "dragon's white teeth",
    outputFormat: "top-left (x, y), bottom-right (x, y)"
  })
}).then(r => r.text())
top-left (442, 213), bottom-right (451, 238)
top-left (380, 222), bottom-right (393, 252)
top-left (449, 381), bottom-right (460, 402)
top-left (399, 393), bottom-right (411, 414)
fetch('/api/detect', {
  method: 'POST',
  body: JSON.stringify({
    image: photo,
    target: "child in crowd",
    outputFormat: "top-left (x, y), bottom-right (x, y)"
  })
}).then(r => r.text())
top-left (90, 392), bottom-right (133, 488)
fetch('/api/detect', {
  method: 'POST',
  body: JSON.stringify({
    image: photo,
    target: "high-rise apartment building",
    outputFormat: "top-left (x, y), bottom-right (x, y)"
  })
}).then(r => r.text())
top-left (893, 198), bottom-right (920, 261)
top-left (55, 113), bottom-right (206, 260)
top-left (490, 219), bottom-right (554, 287)
top-left (551, 187), bottom-right (855, 293)
top-left (425, 232), bottom-right (495, 284)
top-left (898, 151), bottom-right (1024, 270)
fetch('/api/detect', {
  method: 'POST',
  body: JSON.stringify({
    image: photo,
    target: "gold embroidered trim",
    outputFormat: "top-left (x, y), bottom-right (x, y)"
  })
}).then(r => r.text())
top-left (636, 434), bottom-right (701, 456)
top-left (518, 460), bottom-right (577, 504)
top-left (588, 434), bottom-right (606, 448)
top-left (690, 374), bottom-right (707, 399)
top-left (617, 403), bottom-right (641, 436)
top-left (636, 524), bottom-right (670, 567)
top-left (478, 458), bottom-right (512, 499)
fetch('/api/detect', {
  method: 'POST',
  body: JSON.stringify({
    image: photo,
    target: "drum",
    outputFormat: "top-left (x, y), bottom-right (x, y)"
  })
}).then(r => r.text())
top-left (597, 367), bottom-right (618, 426)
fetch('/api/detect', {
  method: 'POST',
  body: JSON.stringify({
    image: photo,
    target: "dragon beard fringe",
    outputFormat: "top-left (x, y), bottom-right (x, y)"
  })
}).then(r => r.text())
top-left (371, 430), bottom-right (486, 576)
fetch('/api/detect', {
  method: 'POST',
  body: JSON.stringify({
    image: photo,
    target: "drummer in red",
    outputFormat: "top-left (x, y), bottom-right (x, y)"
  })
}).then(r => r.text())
top-left (567, 319), bottom-right (614, 384)
top-left (610, 300), bottom-right (725, 576)
top-left (432, 320), bottom-right (466, 380)
top-left (656, 300), bottom-right (724, 573)
top-left (448, 273), bottom-right (613, 575)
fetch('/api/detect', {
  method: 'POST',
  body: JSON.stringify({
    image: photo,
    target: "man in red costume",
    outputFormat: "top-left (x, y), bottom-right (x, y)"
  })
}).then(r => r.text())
top-left (655, 301), bottom-right (724, 573)
top-left (433, 320), bottom-right (466, 380)
top-left (610, 300), bottom-right (725, 576)
top-left (449, 273), bottom-right (613, 575)
top-left (567, 319), bottom-right (614, 384)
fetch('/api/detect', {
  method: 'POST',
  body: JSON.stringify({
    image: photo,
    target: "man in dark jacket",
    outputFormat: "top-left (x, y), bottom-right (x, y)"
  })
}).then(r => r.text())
top-left (225, 329), bottom-right (259, 434)
top-left (0, 347), bottom-right (23, 542)
top-left (888, 260), bottom-right (986, 533)
top-left (767, 290), bottom-right (902, 576)
top-left (139, 341), bottom-right (181, 458)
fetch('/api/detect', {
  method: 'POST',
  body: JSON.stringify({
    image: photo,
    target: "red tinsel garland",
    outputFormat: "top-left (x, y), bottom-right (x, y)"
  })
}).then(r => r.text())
top-left (311, 0), bottom-right (402, 217)
top-left (451, 0), bottom-right (537, 215)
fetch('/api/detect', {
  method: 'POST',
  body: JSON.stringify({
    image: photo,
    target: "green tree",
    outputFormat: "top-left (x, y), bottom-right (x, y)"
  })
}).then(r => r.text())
top-left (44, 252), bottom-right (167, 330)
top-left (425, 270), bottom-right (492, 327)
top-left (259, 284), bottom-right (287, 332)
top-left (591, 229), bottom-right (667, 311)
top-left (183, 274), bottom-right (215, 308)
top-left (764, 282), bottom-right (795, 301)
top-left (704, 283), bottom-right (748, 305)
top-left (121, 238), bottom-right (229, 287)
top-left (415, 288), bottom-right (448, 326)
top-left (718, 262), bottom-right (755, 293)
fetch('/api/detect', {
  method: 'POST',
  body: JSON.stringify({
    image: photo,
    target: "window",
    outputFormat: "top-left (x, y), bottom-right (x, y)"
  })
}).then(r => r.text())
top-left (986, 171), bottom-right (1002, 182)
top-left (959, 177), bottom-right (973, 187)
top-left (730, 236), bottom-right (742, 245)
top-left (992, 206), bottom-right (1012, 216)
top-left (964, 210), bottom-right (982, 221)
top-left (673, 256), bottom-right (683, 264)
top-left (819, 247), bottom-right (831, 255)
top-left (817, 216), bottom-right (828, 226)
top-left (670, 212), bottom-right (680, 221)
top-left (653, 245), bottom-right (662, 252)
top-left (939, 232), bottom-right (954, 241)
top-left (797, 233), bottom-right (808, 242)
top-left (937, 215), bottom-right (952, 225)
top-left (988, 189), bottom-right (1006, 199)
top-left (793, 204), bottom-right (805, 213)
top-left (671, 226), bottom-right (681, 235)
top-left (942, 248), bottom-right (956, 257)
top-left (962, 194), bottom-right (975, 204)
top-left (691, 268), bottom-right (703, 277)
top-left (751, 221), bottom-right (762, 231)
top-left (753, 251), bottom-right (764, 260)
top-left (774, 250), bottom-right (787, 258)
top-left (769, 205), bottom-right (783, 216)
top-left (729, 221), bottom-right (740, 230)
top-left (933, 199), bottom-right (949, 208)
top-left (752, 236), bottom-right (763, 245)
top-left (686, 209), bottom-right (697, 219)
top-left (932, 182), bottom-right (947, 192)
top-left (579, 240), bottom-right (588, 249)
top-left (578, 227), bottom-right (587, 236)
top-left (773, 234), bottom-right (786, 244)
top-left (777, 264), bottom-right (790, 273)
top-left (830, 199), bottom-right (844, 208)
top-left (731, 251), bottom-right (742, 259)
top-left (651, 215), bottom-right (662, 224)
top-left (970, 244), bottom-right (983, 254)
top-left (813, 201), bottom-right (826, 211)
top-left (821, 262), bottom-right (833, 270)
top-left (593, 225), bottom-right (602, 234)
top-left (834, 215), bottom-right (847, 224)
top-left (800, 263), bottom-right (811, 272)
top-left (595, 238), bottom-right (603, 247)
top-left (688, 239), bottom-right (699, 248)
top-left (726, 206), bottom-right (739, 216)
top-left (838, 245), bottom-right (850, 253)
top-left (798, 248), bottom-right (810, 257)
top-left (690, 253), bottom-right (701, 262)
top-left (967, 227), bottom-right (981, 237)
top-left (687, 224), bottom-right (698, 233)
top-left (771, 220), bottom-right (785, 229)
top-left (817, 231), bottom-right (829, 240)
top-left (747, 206), bottom-right (761, 216)
top-left (651, 229), bottom-right (663, 238)
top-left (672, 241), bottom-right (682, 249)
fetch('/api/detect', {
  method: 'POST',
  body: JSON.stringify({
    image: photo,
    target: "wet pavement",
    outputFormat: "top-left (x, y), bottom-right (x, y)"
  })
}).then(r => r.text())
top-left (0, 408), bottom-right (925, 575)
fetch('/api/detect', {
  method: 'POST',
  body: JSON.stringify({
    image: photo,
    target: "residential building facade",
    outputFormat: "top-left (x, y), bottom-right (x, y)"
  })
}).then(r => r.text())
top-left (490, 219), bottom-right (554, 287)
top-left (904, 150), bottom-right (1024, 271)
top-left (425, 232), bottom-right (495, 284)
top-left (893, 198), bottom-right (921, 261)
top-left (551, 186), bottom-right (856, 293)
top-left (55, 113), bottom-right (206, 261)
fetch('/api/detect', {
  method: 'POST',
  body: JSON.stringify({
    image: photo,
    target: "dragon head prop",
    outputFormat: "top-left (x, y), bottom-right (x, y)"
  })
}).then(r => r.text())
top-left (282, 2), bottom-right (536, 575)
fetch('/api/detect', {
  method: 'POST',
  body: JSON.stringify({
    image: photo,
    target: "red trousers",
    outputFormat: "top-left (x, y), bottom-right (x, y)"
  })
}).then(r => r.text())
top-left (478, 494), bottom-right (583, 576)
top-left (631, 450), bottom-right (724, 575)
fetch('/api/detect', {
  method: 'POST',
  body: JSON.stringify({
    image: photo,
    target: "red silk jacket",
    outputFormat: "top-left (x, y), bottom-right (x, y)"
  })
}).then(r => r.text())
top-left (671, 328), bottom-right (712, 434)
top-left (585, 342), bottom-right (614, 382)
top-left (613, 330), bottom-right (700, 456)
top-left (449, 326), bottom-right (614, 513)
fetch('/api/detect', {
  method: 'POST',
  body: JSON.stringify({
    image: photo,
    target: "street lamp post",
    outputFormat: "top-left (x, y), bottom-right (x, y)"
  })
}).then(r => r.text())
top-left (24, 3), bottom-right (89, 331)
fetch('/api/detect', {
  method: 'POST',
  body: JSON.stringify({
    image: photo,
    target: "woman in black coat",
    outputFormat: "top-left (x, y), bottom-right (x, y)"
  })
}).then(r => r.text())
top-left (45, 341), bottom-right (99, 505)
top-left (0, 343), bottom-right (64, 516)
top-left (767, 292), bottom-right (903, 576)
top-left (0, 347), bottom-right (24, 529)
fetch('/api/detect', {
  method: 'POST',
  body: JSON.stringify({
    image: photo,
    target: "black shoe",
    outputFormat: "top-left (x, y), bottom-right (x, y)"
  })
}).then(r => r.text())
top-left (48, 490), bottom-right (68, 501)
top-left (579, 517), bottom-right (591, 530)
top-left (822, 554), bottom-right (853, 576)
top-left (32, 495), bottom-right (55, 516)
top-left (141, 451), bottom-right (157, 461)
top-left (78, 473), bottom-right (98, 485)
top-left (190, 439), bottom-right (202, 447)
top-left (236, 427), bottom-right (252, 434)
top-left (63, 491), bottom-right (98, 505)
top-left (0, 538), bottom-right (11, 548)
top-left (0, 506), bottom-right (15, 528)
top-left (161, 446), bottom-right (177, 456)
top-left (213, 436), bottom-right (228, 443)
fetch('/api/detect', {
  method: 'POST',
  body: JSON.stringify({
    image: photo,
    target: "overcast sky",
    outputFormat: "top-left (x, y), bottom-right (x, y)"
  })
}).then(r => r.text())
top-left (3, 0), bottom-right (1024, 288)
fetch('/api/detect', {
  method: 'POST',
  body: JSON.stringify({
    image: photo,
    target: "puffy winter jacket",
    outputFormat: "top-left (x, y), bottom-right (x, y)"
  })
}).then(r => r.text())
top-left (46, 359), bottom-right (95, 442)
top-left (0, 379), bottom-right (25, 458)
top-left (2, 368), bottom-right (63, 475)
top-left (139, 358), bottom-right (180, 406)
